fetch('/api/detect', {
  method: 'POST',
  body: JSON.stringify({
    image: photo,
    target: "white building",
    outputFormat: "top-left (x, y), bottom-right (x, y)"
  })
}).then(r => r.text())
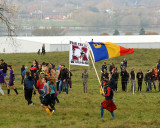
top-left (0, 35), bottom-right (160, 53)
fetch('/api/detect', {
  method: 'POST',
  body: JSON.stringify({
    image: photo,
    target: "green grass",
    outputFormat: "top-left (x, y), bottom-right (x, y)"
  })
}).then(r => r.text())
top-left (0, 49), bottom-right (160, 128)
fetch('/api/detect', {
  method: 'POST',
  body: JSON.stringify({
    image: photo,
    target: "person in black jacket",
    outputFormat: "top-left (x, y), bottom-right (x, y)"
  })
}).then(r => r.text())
top-left (136, 69), bottom-right (143, 92)
top-left (108, 73), bottom-right (115, 91)
top-left (24, 71), bottom-right (35, 105)
top-left (66, 68), bottom-right (72, 92)
top-left (101, 62), bottom-right (107, 73)
top-left (112, 68), bottom-right (119, 91)
top-left (101, 69), bottom-right (108, 87)
top-left (130, 68), bottom-right (136, 92)
top-left (121, 68), bottom-right (128, 91)
top-left (144, 70), bottom-right (151, 92)
top-left (58, 65), bottom-right (68, 94)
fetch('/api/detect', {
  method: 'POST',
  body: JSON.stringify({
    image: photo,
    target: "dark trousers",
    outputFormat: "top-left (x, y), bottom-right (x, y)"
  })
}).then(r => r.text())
top-left (24, 89), bottom-right (33, 105)
top-left (38, 90), bottom-right (44, 104)
top-left (115, 80), bottom-right (118, 91)
top-left (122, 80), bottom-right (127, 91)
top-left (55, 96), bottom-right (59, 103)
top-left (21, 76), bottom-right (24, 84)
top-left (138, 81), bottom-right (142, 91)
top-left (50, 94), bottom-right (55, 106)
top-left (56, 81), bottom-right (60, 91)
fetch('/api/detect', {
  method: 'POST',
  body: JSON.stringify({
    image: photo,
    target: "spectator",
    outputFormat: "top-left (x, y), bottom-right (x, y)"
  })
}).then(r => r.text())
top-left (136, 69), bottom-right (143, 92)
top-left (101, 69), bottom-right (108, 87)
top-left (157, 60), bottom-right (160, 70)
top-left (130, 68), bottom-right (136, 92)
top-left (21, 65), bottom-right (25, 84)
top-left (58, 65), bottom-right (68, 94)
top-left (56, 65), bottom-right (61, 92)
top-left (109, 62), bottom-right (115, 74)
top-left (144, 70), bottom-right (151, 92)
top-left (120, 62), bottom-right (125, 72)
top-left (121, 68), bottom-right (128, 91)
top-left (123, 58), bottom-right (127, 67)
top-left (66, 68), bottom-right (72, 92)
top-left (0, 69), bottom-right (4, 95)
top-left (108, 73), bottom-right (116, 91)
top-left (112, 68), bottom-right (119, 91)
top-left (101, 62), bottom-right (107, 73)
top-left (42, 44), bottom-right (46, 55)
top-left (81, 69), bottom-right (88, 93)
top-left (37, 49), bottom-right (40, 56)
top-left (151, 69), bottom-right (156, 92)
top-left (157, 69), bottom-right (160, 92)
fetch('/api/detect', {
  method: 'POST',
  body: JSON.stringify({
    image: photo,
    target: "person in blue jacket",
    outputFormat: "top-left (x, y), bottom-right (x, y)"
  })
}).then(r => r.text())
top-left (24, 71), bottom-right (34, 105)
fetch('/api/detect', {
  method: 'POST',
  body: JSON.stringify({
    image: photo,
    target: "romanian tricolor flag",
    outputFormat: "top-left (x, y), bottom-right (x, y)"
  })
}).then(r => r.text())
top-left (88, 42), bottom-right (134, 62)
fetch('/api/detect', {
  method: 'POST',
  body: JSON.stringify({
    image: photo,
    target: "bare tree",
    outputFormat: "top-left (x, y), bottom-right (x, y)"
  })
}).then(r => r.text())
top-left (0, 0), bottom-right (17, 36)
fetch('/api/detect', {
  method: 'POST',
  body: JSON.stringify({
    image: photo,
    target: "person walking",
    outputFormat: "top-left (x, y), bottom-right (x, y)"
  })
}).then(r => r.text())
top-left (24, 71), bottom-right (34, 105)
top-left (0, 59), bottom-right (7, 86)
top-left (7, 65), bottom-right (18, 95)
top-left (40, 76), bottom-right (53, 116)
top-left (100, 79), bottom-right (117, 119)
top-left (36, 74), bottom-right (44, 104)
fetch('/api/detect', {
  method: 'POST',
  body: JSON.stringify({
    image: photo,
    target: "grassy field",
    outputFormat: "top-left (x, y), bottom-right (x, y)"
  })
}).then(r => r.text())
top-left (0, 49), bottom-right (160, 128)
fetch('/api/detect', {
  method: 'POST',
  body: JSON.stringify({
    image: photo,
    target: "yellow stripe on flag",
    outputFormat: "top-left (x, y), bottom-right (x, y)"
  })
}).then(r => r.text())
top-left (104, 42), bottom-right (120, 59)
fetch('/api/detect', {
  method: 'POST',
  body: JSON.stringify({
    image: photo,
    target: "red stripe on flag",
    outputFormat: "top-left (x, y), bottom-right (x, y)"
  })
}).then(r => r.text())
top-left (120, 46), bottom-right (134, 56)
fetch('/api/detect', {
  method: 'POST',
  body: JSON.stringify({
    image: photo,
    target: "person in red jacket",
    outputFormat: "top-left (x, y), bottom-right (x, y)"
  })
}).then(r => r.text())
top-left (100, 79), bottom-right (117, 119)
top-left (37, 74), bottom-right (44, 104)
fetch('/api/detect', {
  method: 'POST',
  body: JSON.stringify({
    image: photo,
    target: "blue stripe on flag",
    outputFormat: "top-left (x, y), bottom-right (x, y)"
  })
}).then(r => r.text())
top-left (88, 42), bottom-right (109, 62)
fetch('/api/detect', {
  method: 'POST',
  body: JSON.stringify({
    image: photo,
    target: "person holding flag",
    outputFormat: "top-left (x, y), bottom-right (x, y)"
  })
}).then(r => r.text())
top-left (100, 79), bottom-right (117, 119)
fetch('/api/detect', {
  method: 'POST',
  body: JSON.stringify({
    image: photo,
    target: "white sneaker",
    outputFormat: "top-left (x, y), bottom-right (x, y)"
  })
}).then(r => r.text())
top-left (51, 110), bottom-right (55, 114)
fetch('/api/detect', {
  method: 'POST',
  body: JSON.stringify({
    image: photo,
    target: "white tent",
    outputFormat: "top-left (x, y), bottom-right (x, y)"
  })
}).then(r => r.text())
top-left (0, 35), bottom-right (160, 53)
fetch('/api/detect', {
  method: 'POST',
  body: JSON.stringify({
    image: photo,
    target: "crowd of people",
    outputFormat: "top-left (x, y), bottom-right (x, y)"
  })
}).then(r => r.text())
top-left (1, 56), bottom-right (160, 117)
top-left (21, 60), bottom-right (74, 115)
top-left (100, 58), bottom-right (160, 93)
top-left (0, 59), bottom-right (73, 115)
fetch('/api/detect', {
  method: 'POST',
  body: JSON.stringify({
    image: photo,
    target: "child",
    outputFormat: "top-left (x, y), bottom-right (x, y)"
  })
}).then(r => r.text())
top-left (40, 76), bottom-right (53, 115)
top-left (36, 74), bottom-right (44, 104)
top-left (100, 79), bottom-right (117, 119)
top-left (7, 65), bottom-right (18, 95)
top-left (47, 77), bottom-right (56, 111)
top-left (81, 69), bottom-right (88, 93)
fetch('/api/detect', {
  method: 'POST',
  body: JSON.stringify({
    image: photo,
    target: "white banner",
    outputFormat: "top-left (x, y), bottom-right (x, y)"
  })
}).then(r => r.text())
top-left (70, 41), bottom-right (89, 66)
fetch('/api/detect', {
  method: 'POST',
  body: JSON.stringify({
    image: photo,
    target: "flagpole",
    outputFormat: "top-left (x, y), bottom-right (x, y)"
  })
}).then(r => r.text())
top-left (87, 43), bottom-right (104, 94)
